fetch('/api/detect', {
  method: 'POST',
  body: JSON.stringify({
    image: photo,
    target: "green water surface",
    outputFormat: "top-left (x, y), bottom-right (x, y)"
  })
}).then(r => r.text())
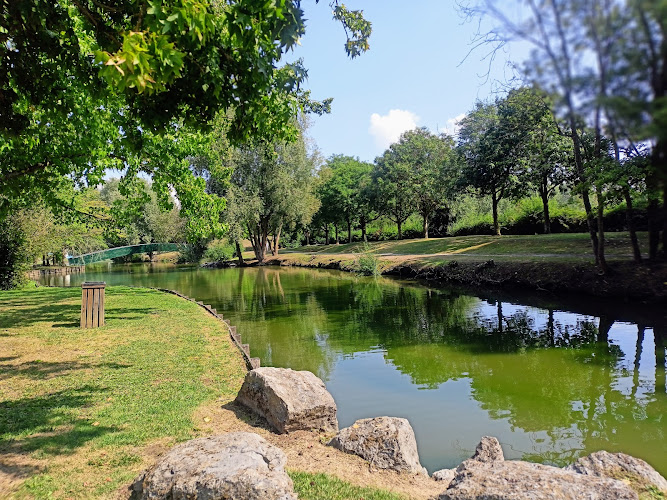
top-left (43, 264), bottom-right (667, 474)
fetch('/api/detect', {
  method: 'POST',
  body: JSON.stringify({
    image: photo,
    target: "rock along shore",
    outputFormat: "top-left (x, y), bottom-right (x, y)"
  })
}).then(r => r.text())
top-left (131, 367), bottom-right (667, 500)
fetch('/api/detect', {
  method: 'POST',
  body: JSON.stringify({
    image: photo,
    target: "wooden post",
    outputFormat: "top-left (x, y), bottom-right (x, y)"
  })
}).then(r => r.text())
top-left (81, 282), bottom-right (105, 328)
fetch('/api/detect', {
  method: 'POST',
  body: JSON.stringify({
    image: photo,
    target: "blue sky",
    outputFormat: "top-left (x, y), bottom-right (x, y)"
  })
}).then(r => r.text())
top-left (287, 1), bottom-right (530, 163)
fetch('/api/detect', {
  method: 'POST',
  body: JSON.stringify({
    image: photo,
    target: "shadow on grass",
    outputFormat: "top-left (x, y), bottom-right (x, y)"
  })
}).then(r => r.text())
top-left (0, 461), bottom-right (41, 489)
top-left (0, 359), bottom-right (130, 381)
top-left (0, 302), bottom-right (162, 329)
top-left (0, 385), bottom-right (114, 457)
top-left (0, 303), bottom-right (81, 330)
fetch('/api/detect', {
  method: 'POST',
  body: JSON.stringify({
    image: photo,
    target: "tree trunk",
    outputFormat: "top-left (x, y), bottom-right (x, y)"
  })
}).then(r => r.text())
top-left (623, 187), bottom-right (642, 262)
top-left (235, 241), bottom-right (244, 266)
top-left (305, 231), bottom-right (310, 246)
top-left (597, 316), bottom-right (614, 344)
top-left (397, 219), bottom-right (403, 240)
top-left (497, 301), bottom-right (503, 333)
top-left (549, 1), bottom-right (599, 263)
top-left (325, 226), bottom-right (330, 245)
top-left (335, 224), bottom-right (339, 244)
top-left (272, 224), bottom-right (282, 256)
top-left (423, 213), bottom-right (429, 239)
top-left (347, 219), bottom-right (352, 243)
top-left (253, 231), bottom-right (265, 263)
top-left (648, 196), bottom-right (660, 261)
top-left (540, 182), bottom-right (551, 234)
top-left (596, 187), bottom-right (609, 273)
top-left (361, 220), bottom-right (367, 242)
top-left (42, 255), bottom-right (46, 266)
top-left (257, 220), bottom-right (269, 264)
top-left (247, 224), bottom-right (259, 258)
top-left (492, 192), bottom-right (501, 236)
top-left (581, 193), bottom-right (599, 264)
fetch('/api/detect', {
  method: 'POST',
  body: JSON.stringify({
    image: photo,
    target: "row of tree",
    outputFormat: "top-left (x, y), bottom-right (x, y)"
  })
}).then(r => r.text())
top-left (461, 0), bottom-right (667, 269)
top-left (0, 0), bottom-right (371, 288)
top-left (2, 0), bottom-right (666, 281)
top-left (211, 0), bottom-right (667, 271)
top-left (210, 83), bottom-right (655, 271)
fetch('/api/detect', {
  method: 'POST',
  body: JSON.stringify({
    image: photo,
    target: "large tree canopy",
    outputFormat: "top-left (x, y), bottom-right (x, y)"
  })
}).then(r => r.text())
top-left (0, 0), bottom-right (370, 236)
top-left (317, 155), bottom-right (374, 243)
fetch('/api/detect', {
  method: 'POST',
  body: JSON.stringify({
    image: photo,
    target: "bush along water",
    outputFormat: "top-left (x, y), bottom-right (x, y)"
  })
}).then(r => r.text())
top-left (203, 239), bottom-right (236, 263)
top-left (353, 243), bottom-right (382, 277)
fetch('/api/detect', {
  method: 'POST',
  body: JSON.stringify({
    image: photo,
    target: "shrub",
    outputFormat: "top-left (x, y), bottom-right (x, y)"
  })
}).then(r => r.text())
top-left (203, 239), bottom-right (235, 262)
top-left (177, 240), bottom-right (208, 263)
top-left (353, 243), bottom-right (381, 276)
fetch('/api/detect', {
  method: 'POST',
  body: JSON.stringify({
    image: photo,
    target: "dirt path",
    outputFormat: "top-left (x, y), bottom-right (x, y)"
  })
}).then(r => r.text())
top-left (186, 400), bottom-right (445, 500)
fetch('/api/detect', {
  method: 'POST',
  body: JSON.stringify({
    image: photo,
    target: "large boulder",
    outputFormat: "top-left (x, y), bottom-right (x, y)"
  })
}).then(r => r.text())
top-left (129, 432), bottom-right (296, 500)
top-left (328, 416), bottom-right (427, 475)
top-left (566, 451), bottom-right (667, 494)
top-left (235, 367), bottom-right (338, 434)
top-left (440, 459), bottom-right (638, 500)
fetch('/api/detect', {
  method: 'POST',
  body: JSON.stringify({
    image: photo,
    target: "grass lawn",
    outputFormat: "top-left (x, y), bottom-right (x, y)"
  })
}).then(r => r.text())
top-left (282, 232), bottom-right (649, 261)
top-left (0, 286), bottom-right (248, 498)
top-left (290, 471), bottom-right (405, 500)
top-left (0, 286), bottom-right (413, 500)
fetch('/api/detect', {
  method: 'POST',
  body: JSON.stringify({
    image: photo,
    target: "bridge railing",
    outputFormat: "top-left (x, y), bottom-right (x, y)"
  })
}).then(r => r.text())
top-left (67, 243), bottom-right (184, 266)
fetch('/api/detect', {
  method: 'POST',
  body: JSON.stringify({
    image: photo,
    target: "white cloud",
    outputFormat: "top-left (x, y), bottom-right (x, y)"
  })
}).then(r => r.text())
top-left (369, 109), bottom-right (420, 150)
top-left (439, 113), bottom-right (466, 139)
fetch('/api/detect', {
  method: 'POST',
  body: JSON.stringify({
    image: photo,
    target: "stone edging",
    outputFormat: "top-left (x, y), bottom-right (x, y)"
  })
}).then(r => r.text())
top-left (26, 265), bottom-right (86, 280)
top-left (153, 288), bottom-right (260, 371)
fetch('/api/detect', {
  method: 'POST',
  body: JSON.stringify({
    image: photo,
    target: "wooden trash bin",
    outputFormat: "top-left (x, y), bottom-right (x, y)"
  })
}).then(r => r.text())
top-left (81, 282), bottom-right (105, 328)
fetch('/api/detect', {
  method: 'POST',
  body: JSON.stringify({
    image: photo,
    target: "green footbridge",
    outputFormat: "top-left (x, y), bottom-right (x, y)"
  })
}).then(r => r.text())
top-left (66, 243), bottom-right (183, 266)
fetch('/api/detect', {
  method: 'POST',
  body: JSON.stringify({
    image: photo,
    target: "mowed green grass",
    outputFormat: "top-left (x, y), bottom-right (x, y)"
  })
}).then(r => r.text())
top-left (289, 471), bottom-right (407, 500)
top-left (0, 286), bottom-right (248, 499)
top-left (0, 286), bottom-right (413, 500)
top-left (286, 232), bottom-right (649, 261)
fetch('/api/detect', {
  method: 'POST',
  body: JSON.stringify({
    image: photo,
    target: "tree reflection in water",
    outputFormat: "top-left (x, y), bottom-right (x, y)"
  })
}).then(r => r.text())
top-left (44, 264), bottom-right (667, 474)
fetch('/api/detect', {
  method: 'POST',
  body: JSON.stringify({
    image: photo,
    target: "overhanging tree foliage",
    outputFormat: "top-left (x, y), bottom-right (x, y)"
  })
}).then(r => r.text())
top-left (0, 0), bottom-right (370, 231)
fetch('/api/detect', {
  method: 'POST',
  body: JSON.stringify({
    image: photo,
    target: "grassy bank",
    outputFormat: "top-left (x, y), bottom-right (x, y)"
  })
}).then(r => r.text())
top-left (262, 233), bottom-right (666, 303)
top-left (0, 286), bottom-right (248, 498)
top-left (282, 232), bottom-right (651, 261)
top-left (0, 286), bottom-right (427, 499)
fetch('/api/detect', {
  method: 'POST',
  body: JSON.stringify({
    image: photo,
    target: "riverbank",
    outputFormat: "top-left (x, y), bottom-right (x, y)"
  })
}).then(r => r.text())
top-left (240, 233), bottom-right (667, 303)
top-left (260, 253), bottom-right (666, 304)
top-left (0, 286), bottom-right (437, 499)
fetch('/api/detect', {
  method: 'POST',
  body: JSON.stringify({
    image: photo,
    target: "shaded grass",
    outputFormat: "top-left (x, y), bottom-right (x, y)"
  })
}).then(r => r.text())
top-left (290, 471), bottom-right (408, 500)
top-left (0, 286), bottom-right (247, 499)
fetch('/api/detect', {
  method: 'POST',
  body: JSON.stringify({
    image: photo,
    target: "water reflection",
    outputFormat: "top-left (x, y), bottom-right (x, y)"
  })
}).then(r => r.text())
top-left (43, 264), bottom-right (667, 474)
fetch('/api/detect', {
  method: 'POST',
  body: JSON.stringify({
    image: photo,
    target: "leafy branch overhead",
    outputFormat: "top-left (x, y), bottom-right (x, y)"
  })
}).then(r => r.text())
top-left (0, 0), bottom-right (370, 239)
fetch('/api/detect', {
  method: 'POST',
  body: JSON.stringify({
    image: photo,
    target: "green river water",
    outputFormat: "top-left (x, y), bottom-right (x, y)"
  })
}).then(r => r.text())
top-left (42, 263), bottom-right (667, 475)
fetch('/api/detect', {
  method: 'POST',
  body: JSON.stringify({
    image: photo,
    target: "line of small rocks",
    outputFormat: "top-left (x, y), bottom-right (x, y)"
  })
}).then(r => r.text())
top-left (154, 288), bottom-right (260, 370)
